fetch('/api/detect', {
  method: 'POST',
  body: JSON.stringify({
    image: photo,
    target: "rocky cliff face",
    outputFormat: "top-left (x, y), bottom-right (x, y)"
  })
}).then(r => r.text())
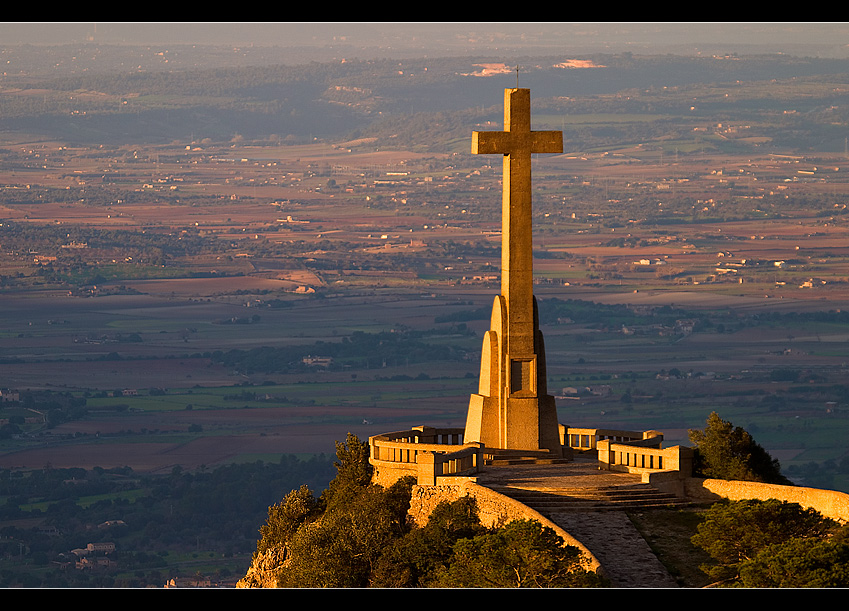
top-left (236, 547), bottom-right (288, 588)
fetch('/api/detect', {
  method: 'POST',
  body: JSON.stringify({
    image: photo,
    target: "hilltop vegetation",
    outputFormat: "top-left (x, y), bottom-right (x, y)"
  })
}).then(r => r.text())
top-left (242, 434), bottom-right (607, 588)
top-left (689, 412), bottom-right (792, 485)
top-left (692, 498), bottom-right (849, 587)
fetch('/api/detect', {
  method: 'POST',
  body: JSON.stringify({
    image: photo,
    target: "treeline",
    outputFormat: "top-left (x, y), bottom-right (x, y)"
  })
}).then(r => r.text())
top-left (438, 298), bottom-right (707, 330)
top-left (536, 298), bottom-right (849, 337)
top-left (535, 297), bottom-right (697, 329)
top-left (753, 309), bottom-right (849, 325)
top-left (0, 221), bottom-right (226, 258)
top-left (210, 328), bottom-right (469, 374)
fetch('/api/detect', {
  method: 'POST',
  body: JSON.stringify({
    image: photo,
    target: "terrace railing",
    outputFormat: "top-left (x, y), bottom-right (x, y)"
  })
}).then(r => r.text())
top-left (563, 426), bottom-right (664, 452)
top-left (563, 425), bottom-right (692, 477)
top-left (595, 438), bottom-right (694, 478)
top-left (369, 426), bottom-right (483, 486)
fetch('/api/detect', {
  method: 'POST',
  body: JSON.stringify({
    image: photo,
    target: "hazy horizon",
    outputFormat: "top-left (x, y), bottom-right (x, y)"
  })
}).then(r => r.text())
top-left (1, 22), bottom-right (847, 57)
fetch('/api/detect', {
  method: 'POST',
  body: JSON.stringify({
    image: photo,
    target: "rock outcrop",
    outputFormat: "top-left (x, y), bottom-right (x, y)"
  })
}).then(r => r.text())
top-left (236, 547), bottom-right (287, 589)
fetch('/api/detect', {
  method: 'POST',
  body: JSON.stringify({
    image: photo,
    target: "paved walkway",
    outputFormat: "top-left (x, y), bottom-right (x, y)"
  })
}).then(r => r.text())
top-left (473, 457), bottom-right (681, 588)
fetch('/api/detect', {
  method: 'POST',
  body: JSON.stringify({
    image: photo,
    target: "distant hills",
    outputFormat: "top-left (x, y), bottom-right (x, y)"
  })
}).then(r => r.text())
top-left (2, 47), bottom-right (849, 152)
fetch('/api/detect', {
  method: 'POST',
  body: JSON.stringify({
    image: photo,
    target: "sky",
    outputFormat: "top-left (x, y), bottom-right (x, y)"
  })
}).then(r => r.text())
top-left (0, 22), bottom-right (846, 55)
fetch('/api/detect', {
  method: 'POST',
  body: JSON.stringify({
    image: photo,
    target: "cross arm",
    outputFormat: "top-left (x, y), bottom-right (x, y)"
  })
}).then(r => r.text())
top-left (472, 131), bottom-right (510, 155)
top-left (472, 130), bottom-right (563, 155)
top-left (531, 131), bottom-right (563, 155)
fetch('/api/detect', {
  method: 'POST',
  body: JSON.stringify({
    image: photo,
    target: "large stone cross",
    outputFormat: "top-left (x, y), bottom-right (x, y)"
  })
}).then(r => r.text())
top-left (465, 88), bottom-right (564, 455)
top-left (472, 88), bottom-right (562, 359)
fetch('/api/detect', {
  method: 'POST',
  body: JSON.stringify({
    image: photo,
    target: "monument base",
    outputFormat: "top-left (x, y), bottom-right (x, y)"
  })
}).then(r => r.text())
top-left (465, 392), bottom-right (562, 457)
top-left (463, 297), bottom-right (563, 457)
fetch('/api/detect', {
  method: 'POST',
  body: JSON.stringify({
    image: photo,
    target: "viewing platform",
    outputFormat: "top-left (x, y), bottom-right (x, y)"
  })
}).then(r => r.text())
top-left (368, 424), bottom-right (694, 494)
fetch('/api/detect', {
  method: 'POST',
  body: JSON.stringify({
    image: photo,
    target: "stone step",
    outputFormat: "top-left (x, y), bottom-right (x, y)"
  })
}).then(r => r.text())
top-left (507, 490), bottom-right (680, 503)
top-left (485, 452), bottom-right (572, 466)
top-left (487, 457), bottom-right (571, 466)
top-left (491, 484), bottom-right (691, 512)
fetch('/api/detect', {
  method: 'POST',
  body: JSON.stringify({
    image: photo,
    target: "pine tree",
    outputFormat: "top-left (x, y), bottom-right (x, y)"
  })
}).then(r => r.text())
top-left (688, 412), bottom-right (791, 484)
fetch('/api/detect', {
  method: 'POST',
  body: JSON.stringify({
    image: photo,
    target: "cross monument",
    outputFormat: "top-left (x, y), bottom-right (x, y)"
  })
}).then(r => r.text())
top-left (464, 88), bottom-right (563, 456)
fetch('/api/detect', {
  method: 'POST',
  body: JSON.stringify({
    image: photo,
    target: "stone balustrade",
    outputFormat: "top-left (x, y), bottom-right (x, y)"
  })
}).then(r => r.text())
top-left (596, 439), bottom-right (693, 475)
top-left (563, 426), bottom-right (664, 452)
top-left (369, 426), bottom-right (483, 487)
top-left (559, 426), bottom-right (696, 492)
top-left (415, 446), bottom-right (483, 486)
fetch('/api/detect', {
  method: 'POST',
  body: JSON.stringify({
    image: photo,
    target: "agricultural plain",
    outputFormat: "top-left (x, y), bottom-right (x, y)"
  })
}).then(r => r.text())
top-left (3, 137), bottom-right (849, 489)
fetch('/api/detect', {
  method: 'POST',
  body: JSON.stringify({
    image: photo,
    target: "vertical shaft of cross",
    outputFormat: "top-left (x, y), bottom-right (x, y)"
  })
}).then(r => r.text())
top-left (501, 89), bottom-right (534, 358)
top-left (472, 89), bottom-right (562, 359)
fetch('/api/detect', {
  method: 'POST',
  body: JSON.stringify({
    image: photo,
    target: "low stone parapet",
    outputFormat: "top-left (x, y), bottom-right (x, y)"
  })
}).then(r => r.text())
top-left (685, 477), bottom-right (849, 523)
top-left (370, 425), bottom-right (685, 488)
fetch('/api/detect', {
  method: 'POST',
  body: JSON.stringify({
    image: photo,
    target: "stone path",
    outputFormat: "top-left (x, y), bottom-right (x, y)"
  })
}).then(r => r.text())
top-left (473, 457), bottom-right (682, 588)
top-left (546, 511), bottom-right (679, 588)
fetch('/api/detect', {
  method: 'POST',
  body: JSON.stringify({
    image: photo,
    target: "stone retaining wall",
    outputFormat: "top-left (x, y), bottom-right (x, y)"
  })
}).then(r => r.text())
top-left (686, 477), bottom-right (849, 523)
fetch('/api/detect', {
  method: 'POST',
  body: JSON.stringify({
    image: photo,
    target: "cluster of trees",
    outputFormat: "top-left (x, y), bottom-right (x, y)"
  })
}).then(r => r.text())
top-left (535, 297), bottom-right (721, 334)
top-left (0, 220), bottom-right (229, 260)
top-left (0, 390), bottom-right (88, 436)
top-left (692, 499), bottom-right (849, 587)
top-left (249, 433), bottom-right (607, 588)
top-left (537, 298), bottom-right (849, 340)
top-left (537, 297), bottom-right (652, 328)
top-left (210, 328), bottom-right (469, 374)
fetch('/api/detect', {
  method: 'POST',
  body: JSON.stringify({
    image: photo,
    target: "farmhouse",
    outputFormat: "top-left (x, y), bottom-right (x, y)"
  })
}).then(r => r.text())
top-left (302, 355), bottom-right (332, 367)
top-left (0, 389), bottom-right (20, 402)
